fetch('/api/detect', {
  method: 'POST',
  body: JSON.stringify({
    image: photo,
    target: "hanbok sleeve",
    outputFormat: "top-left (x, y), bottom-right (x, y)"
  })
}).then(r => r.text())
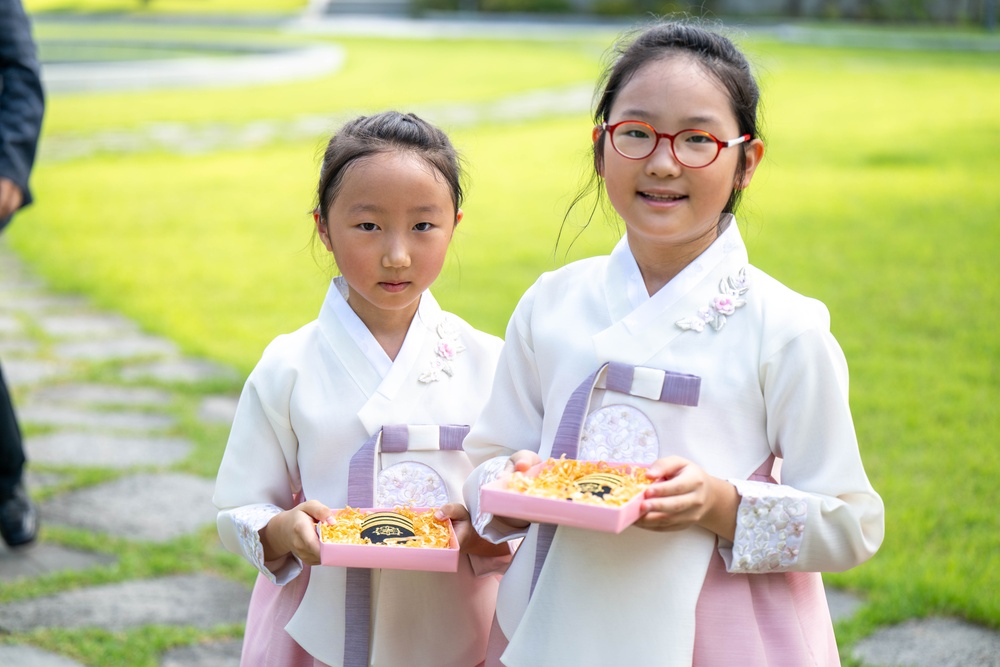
top-left (213, 359), bottom-right (304, 584)
top-left (721, 323), bottom-right (885, 574)
top-left (464, 286), bottom-right (544, 544)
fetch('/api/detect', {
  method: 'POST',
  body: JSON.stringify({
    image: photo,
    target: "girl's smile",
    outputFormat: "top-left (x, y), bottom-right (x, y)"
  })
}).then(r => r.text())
top-left (638, 188), bottom-right (687, 205)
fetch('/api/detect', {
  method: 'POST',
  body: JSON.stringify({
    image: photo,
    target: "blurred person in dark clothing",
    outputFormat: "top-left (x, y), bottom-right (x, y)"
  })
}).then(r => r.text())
top-left (0, 0), bottom-right (45, 547)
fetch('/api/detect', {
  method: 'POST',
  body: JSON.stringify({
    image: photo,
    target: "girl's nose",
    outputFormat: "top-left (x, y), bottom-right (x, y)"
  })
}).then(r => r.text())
top-left (382, 237), bottom-right (411, 269)
top-left (645, 140), bottom-right (683, 178)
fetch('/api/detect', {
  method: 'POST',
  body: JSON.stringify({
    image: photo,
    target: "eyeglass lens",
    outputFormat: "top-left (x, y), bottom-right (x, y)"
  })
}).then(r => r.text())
top-left (610, 122), bottom-right (720, 167)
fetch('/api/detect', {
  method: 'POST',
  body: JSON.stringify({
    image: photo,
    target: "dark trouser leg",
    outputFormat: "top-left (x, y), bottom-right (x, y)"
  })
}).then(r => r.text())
top-left (0, 363), bottom-right (25, 500)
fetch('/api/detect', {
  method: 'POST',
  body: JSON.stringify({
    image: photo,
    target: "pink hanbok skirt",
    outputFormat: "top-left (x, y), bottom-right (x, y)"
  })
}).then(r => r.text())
top-left (241, 564), bottom-right (330, 667)
top-left (484, 550), bottom-right (839, 667)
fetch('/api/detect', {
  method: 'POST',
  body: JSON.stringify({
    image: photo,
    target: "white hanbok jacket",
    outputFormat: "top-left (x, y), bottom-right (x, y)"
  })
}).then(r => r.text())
top-left (215, 278), bottom-right (504, 666)
top-left (464, 220), bottom-right (884, 666)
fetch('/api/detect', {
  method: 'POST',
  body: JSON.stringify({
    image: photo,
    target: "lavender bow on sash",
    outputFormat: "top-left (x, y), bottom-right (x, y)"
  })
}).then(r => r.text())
top-left (532, 362), bottom-right (701, 595)
top-left (343, 424), bottom-right (471, 667)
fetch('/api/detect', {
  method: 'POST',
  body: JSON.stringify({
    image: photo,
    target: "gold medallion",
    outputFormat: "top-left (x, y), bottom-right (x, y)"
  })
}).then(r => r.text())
top-left (572, 472), bottom-right (626, 499)
top-left (360, 511), bottom-right (416, 544)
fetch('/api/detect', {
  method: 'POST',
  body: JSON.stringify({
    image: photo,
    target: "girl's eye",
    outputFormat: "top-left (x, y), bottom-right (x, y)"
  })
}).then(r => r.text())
top-left (623, 128), bottom-right (651, 139)
top-left (413, 222), bottom-right (433, 231)
top-left (359, 222), bottom-right (378, 231)
top-left (685, 133), bottom-right (715, 144)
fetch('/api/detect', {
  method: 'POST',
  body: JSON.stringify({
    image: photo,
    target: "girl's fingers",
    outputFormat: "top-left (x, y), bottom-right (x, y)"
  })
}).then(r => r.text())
top-left (644, 479), bottom-right (684, 498)
top-left (508, 450), bottom-right (542, 473)
top-left (298, 500), bottom-right (334, 522)
top-left (435, 502), bottom-right (470, 522)
top-left (644, 455), bottom-right (690, 481)
top-left (641, 492), bottom-right (691, 515)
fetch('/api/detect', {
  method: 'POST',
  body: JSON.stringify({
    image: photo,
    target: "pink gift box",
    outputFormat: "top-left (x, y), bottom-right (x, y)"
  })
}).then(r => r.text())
top-left (480, 461), bottom-right (648, 534)
top-left (317, 507), bottom-right (460, 572)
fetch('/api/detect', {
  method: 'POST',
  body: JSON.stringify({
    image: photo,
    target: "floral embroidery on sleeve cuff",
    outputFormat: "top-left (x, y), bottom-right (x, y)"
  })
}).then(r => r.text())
top-left (474, 456), bottom-right (513, 537)
top-left (728, 480), bottom-right (807, 573)
top-left (230, 503), bottom-right (302, 584)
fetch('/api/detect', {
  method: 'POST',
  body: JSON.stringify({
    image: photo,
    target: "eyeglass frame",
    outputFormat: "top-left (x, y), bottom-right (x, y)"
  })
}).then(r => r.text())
top-left (596, 120), bottom-right (751, 168)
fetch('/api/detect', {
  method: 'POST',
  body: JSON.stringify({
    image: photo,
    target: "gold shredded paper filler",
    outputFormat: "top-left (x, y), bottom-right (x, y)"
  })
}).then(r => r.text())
top-left (319, 507), bottom-right (452, 548)
top-left (507, 457), bottom-right (650, 506)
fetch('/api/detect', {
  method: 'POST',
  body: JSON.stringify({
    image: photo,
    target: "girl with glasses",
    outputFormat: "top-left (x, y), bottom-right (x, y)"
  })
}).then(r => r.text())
top-left (215, 111), bottom-right (510, 667)
top-left (464, 21), bottom-right (884, 666)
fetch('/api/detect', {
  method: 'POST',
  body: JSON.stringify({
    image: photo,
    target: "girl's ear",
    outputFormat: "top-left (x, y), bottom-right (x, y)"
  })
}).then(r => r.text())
top-left (593, 126), bottom-right (605, 178)
top-left (454, 208), bottom-right (464, 226)
top-left (314, 208), bottom-right (333, 252)
top-left (736, 139), bottom-right (765, 189)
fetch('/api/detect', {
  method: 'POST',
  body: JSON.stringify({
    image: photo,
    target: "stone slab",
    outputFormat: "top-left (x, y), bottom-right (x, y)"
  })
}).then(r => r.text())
top-left (0, 273), bottom-right (45, 293)
top-left (1, 358), bottom-right (69, 387)
top-left (0, 313), bottom-right (23, 334)
top-left (826, 587), bottom-right (864, 622)
top-left (18, 404), bottom-right (175, 431)
top-left (36, 313), bottom-right (138, 338)
top-left (160, 639), bottom-right (242, 667)
top-left (53, 337), bottom-right (178, 361)
top-left (0, 339), bottom-right (38, 355)
top-left (852, 617), bottom-right (1000, 667)
top-left (0, 542), bottom-right (117, 582)
top-left (24, 470), bottom-right (68, 492)
top-left (121, 359), bottom-right (239, 384)
top-left (27, 433), bottom-right (191, 468)
top-left (30, 383), bottom-right (173, 407)
top-left (0, 645), bottom-right (84, 667)
top-left (0, 294), bottom-right (89, 314)
top-left (198, 395), bottom-right (240, 425)
top-left (40, 472), bottom-right (216, 541)
top-left (0, 573), bottom-right (250, 632)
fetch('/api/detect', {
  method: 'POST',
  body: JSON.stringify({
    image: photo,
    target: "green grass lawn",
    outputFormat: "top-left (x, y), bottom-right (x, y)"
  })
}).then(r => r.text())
top-left (5, 14), bottom-right (1000, 662)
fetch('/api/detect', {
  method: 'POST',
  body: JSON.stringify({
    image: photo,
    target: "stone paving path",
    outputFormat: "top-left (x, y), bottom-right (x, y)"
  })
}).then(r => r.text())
top-left (0, 242), bottom-right (250, 666)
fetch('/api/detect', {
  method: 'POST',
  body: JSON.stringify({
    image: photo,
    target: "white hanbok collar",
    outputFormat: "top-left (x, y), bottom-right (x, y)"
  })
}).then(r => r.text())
top-left (607, 215), bottom-right (745, 330)
top-left (323, 276), bottom-right (441, 385)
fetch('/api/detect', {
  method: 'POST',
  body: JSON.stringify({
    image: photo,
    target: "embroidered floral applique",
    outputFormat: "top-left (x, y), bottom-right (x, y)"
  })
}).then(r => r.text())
top-left (676, 268), bottom-right (750, 333)
top-left (580, 404), bottom-right (659, 464)
top-left (474, 456), bottom-right (510, 536)
top-left (419, 316), bottom-right (466, 383)
top-left (730, 480), bottom-right (807, 573)
top-left (377, 461), bottom-right (449, 508)
top-left (230, 503), bottom-right (284, 582)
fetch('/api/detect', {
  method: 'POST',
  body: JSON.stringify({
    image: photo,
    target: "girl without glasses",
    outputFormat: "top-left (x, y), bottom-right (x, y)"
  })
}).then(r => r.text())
top-left (463, 21), bottom-right (884, 666)
top-left (215, 111), bottom-right (510, 667)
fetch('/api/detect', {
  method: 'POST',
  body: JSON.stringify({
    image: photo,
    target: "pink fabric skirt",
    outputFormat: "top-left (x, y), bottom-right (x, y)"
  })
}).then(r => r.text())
top-left (692, 549), bottom-right (840, 666)
top-left (241, 564), bottom-right (331, 667)
top-left (484, 554), bottom-right (839, 667)
top-left (241, 565), bottom-right (487, 667)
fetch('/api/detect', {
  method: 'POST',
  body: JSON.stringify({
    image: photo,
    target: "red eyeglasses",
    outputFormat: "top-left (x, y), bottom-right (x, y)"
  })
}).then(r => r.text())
top-left (599, 120), bottom-right (750, 168)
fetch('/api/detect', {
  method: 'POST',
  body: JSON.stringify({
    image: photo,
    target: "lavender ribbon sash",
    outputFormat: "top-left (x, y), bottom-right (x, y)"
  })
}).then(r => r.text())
top-left (531, 362), bottom-right (701, 596)
top-left (343, 424), bottom-right (471, 667)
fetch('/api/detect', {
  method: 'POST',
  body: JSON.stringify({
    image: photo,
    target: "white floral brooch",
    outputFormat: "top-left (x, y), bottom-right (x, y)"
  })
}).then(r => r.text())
top-left (418, 317), bottom-right (466, 383)
top-left (676, 267), bottom-right (750, 333)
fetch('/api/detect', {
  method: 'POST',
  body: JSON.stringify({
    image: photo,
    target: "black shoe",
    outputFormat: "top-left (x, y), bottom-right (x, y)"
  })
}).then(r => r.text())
top-left (0, 485), bottom-right (38, 547)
